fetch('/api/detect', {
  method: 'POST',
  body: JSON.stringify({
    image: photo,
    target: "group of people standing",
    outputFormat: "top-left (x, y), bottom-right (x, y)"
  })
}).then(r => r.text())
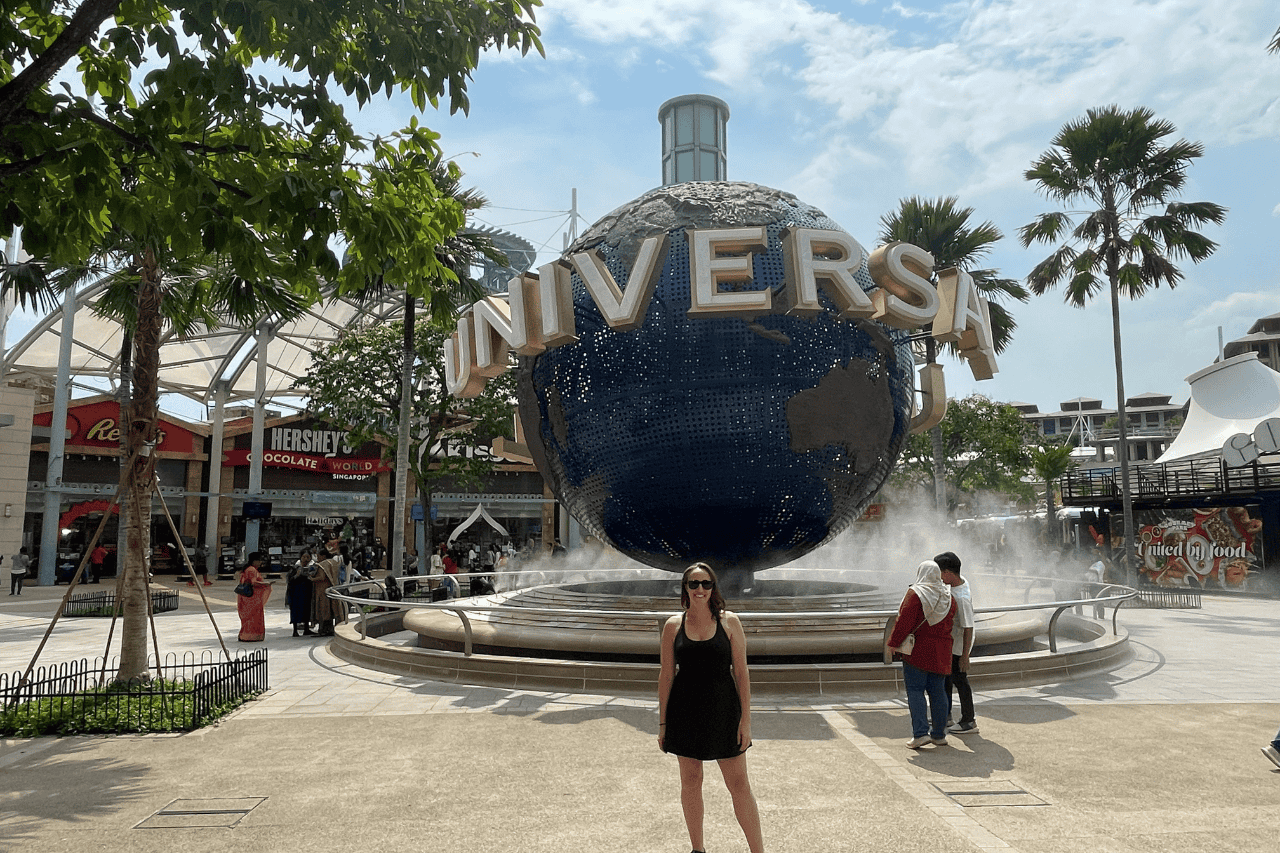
top-left (885, 551), bottom-right (979, 747)
top-left (657, 551), bottom-right (980, 853)
top-left (236, 532), bottom-right (349, 642)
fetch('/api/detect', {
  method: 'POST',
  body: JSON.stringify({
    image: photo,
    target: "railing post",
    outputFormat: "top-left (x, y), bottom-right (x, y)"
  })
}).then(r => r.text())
top-left (881, 615), bottom-right (898, 665)
top-left (1047, 605), bottom-right (1071, 653)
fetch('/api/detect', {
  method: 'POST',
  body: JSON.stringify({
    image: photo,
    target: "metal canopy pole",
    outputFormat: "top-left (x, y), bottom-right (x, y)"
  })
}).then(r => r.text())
top-left (204, 380), bottom-right (228, 574)
top-left (245, 322), bottom-right (269, 555)
top-left (37, 286), bottom-right (76, 585)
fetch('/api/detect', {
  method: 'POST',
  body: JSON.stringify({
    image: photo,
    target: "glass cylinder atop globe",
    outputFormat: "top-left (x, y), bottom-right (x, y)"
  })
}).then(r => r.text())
top-left (659, 94), bottom-right (729, 185)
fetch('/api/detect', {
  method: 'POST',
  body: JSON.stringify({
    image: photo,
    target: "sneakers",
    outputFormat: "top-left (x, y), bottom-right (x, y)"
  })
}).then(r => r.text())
top-left (930, 737), bottom-right (948, 746)
top-left (203, 580), bottom-right (213, 586)
top-left (948, 720), bottom-right (980, 735)
top-left (906, 736), bottom-right (931, 749)
top-left (1262, 745), bottom-right (1280, 770)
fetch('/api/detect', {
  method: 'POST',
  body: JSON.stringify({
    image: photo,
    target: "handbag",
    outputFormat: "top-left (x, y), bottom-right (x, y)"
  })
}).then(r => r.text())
top-left (891, 594), bottom-right (928, 660)
top-left (234, 581), bottom-right (254, 597)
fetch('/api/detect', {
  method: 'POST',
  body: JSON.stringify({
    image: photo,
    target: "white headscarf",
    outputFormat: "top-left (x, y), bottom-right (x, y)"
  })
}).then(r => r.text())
top-left (908, 560), bottom-right (953, 625)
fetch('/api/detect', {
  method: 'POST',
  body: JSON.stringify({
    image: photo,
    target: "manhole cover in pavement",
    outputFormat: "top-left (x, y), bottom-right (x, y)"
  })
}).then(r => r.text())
top-left (135, 797), bottom-right (266, 829)
top-left (932, 780), bottom-right (1047, 807)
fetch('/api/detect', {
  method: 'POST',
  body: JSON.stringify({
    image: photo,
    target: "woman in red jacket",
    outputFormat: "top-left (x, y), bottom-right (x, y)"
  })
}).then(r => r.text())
top-left (887, 560), bottom-right (956, 748)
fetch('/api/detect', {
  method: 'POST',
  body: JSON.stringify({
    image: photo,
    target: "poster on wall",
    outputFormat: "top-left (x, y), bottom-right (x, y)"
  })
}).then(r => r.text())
top-left (1132, 505), bottom-right (1266, 591)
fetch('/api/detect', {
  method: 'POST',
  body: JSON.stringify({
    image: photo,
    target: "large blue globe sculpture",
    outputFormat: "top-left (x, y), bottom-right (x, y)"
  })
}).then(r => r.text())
top-left (515, 182), bottom-right (915, 574)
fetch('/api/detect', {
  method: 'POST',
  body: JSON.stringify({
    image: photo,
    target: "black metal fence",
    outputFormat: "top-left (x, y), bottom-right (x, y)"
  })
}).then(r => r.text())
top-left (1130, 588), bottom-right (1204, 609)
top-left (64, 588), bottom-right (180, 617)
top-left (1063, 456), bottom-right (1280, 505)
top-left (0, 650), bottom-right (268, 736)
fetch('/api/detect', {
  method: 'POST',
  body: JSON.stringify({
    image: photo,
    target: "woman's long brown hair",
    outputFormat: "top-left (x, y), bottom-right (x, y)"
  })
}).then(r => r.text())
top-left (680, 562), bottom-right (726, 618)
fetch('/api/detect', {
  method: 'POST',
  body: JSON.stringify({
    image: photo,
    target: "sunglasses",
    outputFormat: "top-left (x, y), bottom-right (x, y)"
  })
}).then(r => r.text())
top-left (686, 579), bottom-right (714, 590)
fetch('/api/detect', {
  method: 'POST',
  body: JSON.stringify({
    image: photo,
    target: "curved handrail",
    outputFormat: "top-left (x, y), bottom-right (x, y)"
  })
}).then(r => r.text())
top-left (328, 571), bottom-right (1139, 659)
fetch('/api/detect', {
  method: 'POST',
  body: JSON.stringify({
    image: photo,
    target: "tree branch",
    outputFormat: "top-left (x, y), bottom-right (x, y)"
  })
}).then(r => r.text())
top-left (0, 0), bottom-right (125, 128)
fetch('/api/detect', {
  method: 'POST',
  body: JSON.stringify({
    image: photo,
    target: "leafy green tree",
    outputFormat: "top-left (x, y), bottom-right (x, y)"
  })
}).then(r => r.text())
top-left (879, 196), bottom-right (1029, 515)
top-left (1030, 442), bottom-right (1076, 544)
top-left (1020, 105), bottom-right (1226, 581)
top-left (345, 155), bottom-right (507, 576)
top-left (892, 395), bottom-right (1034, 514)
top-left (298, 320), bottom-right (517, 557)
top-left (1, 0), bottom-right (541, 682)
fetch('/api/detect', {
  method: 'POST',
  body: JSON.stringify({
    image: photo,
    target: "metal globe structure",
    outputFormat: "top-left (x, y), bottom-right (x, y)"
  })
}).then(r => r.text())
top-left (515, 182), bottom-right (916, 575)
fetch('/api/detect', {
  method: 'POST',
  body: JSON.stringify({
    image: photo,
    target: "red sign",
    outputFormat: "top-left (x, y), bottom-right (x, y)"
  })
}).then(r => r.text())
top-left (59, 499), bottom-right (120, 530)
top-left (222, 448), bottom-right (390, 475)
top-left (34, 400), bottom-right (197, 454)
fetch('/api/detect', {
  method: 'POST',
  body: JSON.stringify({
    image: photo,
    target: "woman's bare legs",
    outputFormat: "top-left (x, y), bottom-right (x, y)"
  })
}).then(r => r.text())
top-left (718, 754), bottom-right (764, 853)
top-left (677, 756), bottom-right (706, 851)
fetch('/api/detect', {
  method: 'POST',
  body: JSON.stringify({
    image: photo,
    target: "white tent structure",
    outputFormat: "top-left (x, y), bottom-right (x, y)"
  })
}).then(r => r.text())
top-left (1156, 353), bottom-right (1280, 464)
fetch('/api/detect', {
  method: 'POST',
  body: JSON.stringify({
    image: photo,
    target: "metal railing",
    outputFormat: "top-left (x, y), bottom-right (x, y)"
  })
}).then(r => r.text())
top-left (328, 571), bottom-right (1139, 661)
top-left (1063, 455), bottom-right (1280, 505)
top-left (64, 588), bottom-right (180, 617)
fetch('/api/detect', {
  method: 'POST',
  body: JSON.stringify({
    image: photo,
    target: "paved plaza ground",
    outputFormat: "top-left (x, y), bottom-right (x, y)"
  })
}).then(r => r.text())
top-left (2, 579), bottom-right (1279, 852)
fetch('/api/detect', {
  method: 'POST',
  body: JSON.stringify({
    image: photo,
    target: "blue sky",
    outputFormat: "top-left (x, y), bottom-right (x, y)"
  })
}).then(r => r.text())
top-left (6, 0), bottom-right (1280, 420)
top-left (405, 0), bottom-right (1280, 414)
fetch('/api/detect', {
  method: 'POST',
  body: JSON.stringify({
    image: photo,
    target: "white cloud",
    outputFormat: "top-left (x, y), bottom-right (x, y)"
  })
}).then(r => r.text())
top-left (1186, 291), bottom-right (1280, 332)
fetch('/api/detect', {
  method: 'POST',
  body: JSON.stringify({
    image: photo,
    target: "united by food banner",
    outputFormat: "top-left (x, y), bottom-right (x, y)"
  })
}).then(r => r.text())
top-left (1132, 505), bottom-right (1265, 591)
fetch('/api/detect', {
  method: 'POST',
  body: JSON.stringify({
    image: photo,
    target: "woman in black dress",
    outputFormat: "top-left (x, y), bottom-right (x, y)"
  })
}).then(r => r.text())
top-left (658, 562), bottom-right (765, 853)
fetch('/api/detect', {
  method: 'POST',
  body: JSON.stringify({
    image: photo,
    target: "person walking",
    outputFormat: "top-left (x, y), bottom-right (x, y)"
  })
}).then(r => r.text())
top-left (658, 562), bottom-right (765, 853)
top-left (89, 543), bottom-right (107, 584)
top-left (236, 552), bottom-right (273, 642)
top-left (8, 547), bottom-right (31, 596)
top-left (937, 551), bottom-right (979, 735)
top-left (887, 560), bottom-right (956, 748)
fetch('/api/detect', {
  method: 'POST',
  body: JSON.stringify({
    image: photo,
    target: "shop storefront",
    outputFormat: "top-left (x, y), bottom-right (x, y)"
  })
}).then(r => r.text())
top-left (216, 414), bottom-right (393, 570)
top-left (28, 396), bottom-right (208, 576)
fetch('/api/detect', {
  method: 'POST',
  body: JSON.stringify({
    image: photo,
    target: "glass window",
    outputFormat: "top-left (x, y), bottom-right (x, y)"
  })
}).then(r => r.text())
top-left (676, 151), bottom-right (693, 182)
top-left (699, 150), bottom-right (716, 180)
top-left (698, 104), bottom-right (717, 145)
top-left (664, 113), bottom-right (673, 149)
top-left (1043, 420), bottom-right (1056, 435)
top-left (676, 105), bottom-right (693, 145)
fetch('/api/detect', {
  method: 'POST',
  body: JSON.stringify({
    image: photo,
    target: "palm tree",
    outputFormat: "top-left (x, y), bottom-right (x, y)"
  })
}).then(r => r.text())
top-left (879, 196), bottom-right (1029, 514)
top-left (334, 154), bottom-right (502, 577)
top-left (5, 244), bottom-right (309, 682)
top-left (1031, 442), bottom-right (1076, 545)
top-left (1020, 105), bottom-right (1226, 582)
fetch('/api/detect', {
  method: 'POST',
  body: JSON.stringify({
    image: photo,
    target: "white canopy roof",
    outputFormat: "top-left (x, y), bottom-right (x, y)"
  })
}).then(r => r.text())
top-left (1155, 353), bottom-right (1280, 463)
top-left (1, 276), bottom-right (407, 410)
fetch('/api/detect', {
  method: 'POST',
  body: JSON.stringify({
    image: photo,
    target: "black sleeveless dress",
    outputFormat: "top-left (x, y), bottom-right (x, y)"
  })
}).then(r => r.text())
top-left (664, 614), bottom-right (745, 760)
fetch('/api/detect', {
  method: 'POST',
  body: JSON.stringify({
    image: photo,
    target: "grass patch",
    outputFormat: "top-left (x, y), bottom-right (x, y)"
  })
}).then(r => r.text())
top-left (0, 679), bottom-right (262, 737)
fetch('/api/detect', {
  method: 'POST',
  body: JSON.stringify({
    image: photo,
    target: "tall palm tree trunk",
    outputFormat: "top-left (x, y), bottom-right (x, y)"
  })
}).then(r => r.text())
top-left (1109, 277), bottom-right (1136, 586)
top-left (116, 249), bottom-right (162, 683)
top-left (930, 424), bottom-right (947, 515)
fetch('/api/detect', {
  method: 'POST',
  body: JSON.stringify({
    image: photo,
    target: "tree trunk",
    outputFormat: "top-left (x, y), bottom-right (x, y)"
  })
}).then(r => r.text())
top-left (930, 424), bottom-right (947, 515)
top-left (116, 328), bottom-right (132, 592)
top-left (1044, 479), bottom-right (1057, 546)
top-left (1109, 276), bottom-right (1136, 586)
top-left (115, 250), bottom-right (162, 684)
top-left (391, 294), bottom-right (415, 577)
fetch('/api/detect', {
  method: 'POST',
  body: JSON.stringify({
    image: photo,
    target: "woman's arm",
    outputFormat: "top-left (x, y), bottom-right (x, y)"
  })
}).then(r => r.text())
top-left (724, 612), bottom-right (752, 750)
top-left (886, 590), bottom-right (920, 652)
top-left (657, 615), bottom-right (679, 750)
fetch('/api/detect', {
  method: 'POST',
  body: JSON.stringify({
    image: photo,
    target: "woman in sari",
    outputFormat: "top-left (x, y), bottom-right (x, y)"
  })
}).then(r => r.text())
top-left (311, 543), bottom-right (347, 636)
top-left (236, 552), bottom-right (273, 642)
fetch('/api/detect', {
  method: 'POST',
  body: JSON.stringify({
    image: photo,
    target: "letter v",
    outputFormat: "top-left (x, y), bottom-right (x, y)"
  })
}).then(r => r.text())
top-left (569, 234), bottom-right (669, 331)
